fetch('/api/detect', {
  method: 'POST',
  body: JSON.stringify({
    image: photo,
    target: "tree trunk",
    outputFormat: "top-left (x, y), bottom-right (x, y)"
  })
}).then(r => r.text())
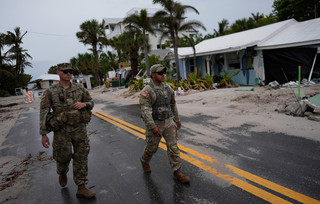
top-left (94, 70), bottom-right (100, 87)
top-left (173, 34), bottom-right (181, 80)
top-left (144, 31), bottom-right (150, 77)
top-left (193, 47), bottom-right (197, 72)
top-left (92, 45), bottom-right (101, 86)
top-left (130, 49), bottom-right (139, 78)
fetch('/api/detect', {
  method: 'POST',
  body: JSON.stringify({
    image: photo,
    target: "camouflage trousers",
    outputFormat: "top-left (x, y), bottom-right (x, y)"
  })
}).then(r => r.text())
top-left (141, 118), bottom-right (182, 171)
top-left (53, 125), bottom-right (90, 186)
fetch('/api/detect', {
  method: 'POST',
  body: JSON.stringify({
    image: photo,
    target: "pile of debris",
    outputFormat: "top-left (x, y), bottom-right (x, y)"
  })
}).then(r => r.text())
top-left (268, 79), bottom-right (317, 90)
top-left (268, 80), bottom-right (320, 121)
top-left (284, 94), bottom-right (320, 121)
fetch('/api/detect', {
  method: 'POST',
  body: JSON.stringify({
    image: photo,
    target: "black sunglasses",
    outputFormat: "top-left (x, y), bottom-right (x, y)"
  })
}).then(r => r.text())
top-left (156, 71), bottom-right (165, 75)
top-left (62, 70), bottom-right (74, 74)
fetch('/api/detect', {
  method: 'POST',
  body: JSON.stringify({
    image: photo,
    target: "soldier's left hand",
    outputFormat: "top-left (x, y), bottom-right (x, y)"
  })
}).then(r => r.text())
top-left (73, 102), bottom-right (86, 110)
top-left (176, 121), bottom-right (181, 130)
top-left (152, 127), bottom-right (162, 137)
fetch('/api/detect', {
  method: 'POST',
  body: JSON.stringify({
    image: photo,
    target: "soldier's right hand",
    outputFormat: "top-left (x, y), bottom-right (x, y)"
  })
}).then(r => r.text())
top-left (41, 135), bottom-right (50, 148)
top-left (152, 127), bottom-right (162, 137)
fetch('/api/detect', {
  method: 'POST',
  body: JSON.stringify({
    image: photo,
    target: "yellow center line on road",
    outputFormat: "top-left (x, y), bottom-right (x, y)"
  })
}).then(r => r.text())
top-left (96, 112), bottom-right (218, 164)
top-left (93, 112), bottom-right (320, 204)
top-left (93, 112), bottom-right (145, 139)
top-left (96, 112), bottom-right (146, 134)
top-left (226, 165), bottom-right (320, 204)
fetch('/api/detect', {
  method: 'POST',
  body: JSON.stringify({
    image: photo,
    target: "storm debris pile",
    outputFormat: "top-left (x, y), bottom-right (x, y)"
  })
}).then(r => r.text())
top-left (284, 94), bottom-right (320, 121)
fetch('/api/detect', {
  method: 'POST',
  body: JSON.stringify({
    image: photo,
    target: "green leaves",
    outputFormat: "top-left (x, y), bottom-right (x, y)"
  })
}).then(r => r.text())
top-left (217, 71), bottom-right (240, 88)
top-left (273, 0), bottom-right (319, 21)
top-left (165, 69), bottom-right (214, 91)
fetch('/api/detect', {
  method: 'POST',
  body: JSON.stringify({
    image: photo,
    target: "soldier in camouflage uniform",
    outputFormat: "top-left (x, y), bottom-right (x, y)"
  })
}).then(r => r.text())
top-left (139, 64), bottom-right (190, 183)
top-left (40, 63), bottom-right (95, 198)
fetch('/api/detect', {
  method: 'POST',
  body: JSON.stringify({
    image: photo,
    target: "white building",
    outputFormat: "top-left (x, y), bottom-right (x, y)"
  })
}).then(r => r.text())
top-left (177, 18), bottom-right (320, 85)
top-left (102, 8), bottom-right (198, 51)
top-left (36, 74), bottom-right (60, 89)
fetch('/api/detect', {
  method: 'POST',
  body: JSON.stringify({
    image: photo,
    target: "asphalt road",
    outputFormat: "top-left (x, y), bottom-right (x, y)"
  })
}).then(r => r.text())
top-left (1, 100), bottom-right (320, 204)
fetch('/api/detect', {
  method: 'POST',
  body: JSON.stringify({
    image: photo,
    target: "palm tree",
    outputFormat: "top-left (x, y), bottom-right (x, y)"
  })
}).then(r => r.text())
top-left (251, 12), bottom-right (265, 24)
top-left (98, 34), bottom-right (109, 54)
top-left (0, 33), bottom-right (15, 93)
top-left (5, 27), bottom-right (32, 74)
top-left (70, 53), bottom-right (98, 78)
top-left (123, 9), bottom-right (155, 77)
top-left (121, 31), bottom-right (144, 77)
top-left (100, 51), bottom-right (118, 81)
top-left (76, 19), bottom-right (105, 55)
top-left (256, 14), bottom-right (277, 27)
top-left (76, 19), bottom-right (105, 85)
top-left (230, 18), bottom-right (252, 33)
top-left (108, 36), bottom-right (128, 64)
top-left (214, 19), bottom-right (229, 37)
top-left (153, 0), bottom-right (206, 80)
top-left (182, 34), bottom-right (196, 72)
top-left (0, 33), bottom-right (7, 65)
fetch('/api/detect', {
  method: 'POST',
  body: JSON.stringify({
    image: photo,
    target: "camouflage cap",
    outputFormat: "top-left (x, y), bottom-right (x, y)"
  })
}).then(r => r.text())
top-left (150, 64), bottom-right (166, 73)
top-left (57, 63), bottom-right (72, 71)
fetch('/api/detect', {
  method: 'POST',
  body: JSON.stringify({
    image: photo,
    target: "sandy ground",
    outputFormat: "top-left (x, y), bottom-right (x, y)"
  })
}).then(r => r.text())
top-left (90, 83), bottom-right (320, 141)
top-left (0, 83), bottom-right (319, 199)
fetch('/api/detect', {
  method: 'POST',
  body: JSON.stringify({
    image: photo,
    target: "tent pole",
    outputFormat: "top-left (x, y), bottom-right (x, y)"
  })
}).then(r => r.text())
top-left (298, 66), bottom-right (301, 97)
top-left (308, 52), bottom-right (318, 82)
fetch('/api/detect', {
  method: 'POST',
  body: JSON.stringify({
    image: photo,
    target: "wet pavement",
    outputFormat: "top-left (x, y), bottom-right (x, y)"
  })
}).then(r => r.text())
top-left (1, 101), bottom-right (320, 203)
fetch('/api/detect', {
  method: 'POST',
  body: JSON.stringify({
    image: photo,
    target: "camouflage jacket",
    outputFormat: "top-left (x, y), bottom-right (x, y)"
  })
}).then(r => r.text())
top-left (139, 80), bottom-right (179, 130)
top-left (40, 83), bottom-right (93, 135)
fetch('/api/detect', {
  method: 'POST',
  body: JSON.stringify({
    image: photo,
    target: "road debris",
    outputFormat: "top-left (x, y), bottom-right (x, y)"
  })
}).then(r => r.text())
top-left (0, 152), bottom-right (53, 191)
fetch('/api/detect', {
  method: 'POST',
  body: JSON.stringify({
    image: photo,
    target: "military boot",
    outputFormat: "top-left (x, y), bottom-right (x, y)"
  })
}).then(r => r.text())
top-left (140, 158), bottom-right (151, 173)
top-left (59, 174), bottom-right (67, 187)
top-left (76, 184), bottom-right (95, 199)
top-left (173, 170), bottom-right (190, 183)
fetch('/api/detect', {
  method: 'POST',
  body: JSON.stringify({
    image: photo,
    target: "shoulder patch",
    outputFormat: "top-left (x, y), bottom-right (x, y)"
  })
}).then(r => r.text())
top-left (41, 95), bottom-right (46, 100)
top-left (141, 91), bottom-right (148, 97)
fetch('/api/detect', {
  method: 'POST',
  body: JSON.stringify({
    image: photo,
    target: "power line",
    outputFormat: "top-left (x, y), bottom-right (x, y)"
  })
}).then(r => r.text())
top-left (0, 26), bottom-right (73, 37)
top-left (28, 31), bottom-right (73, 37)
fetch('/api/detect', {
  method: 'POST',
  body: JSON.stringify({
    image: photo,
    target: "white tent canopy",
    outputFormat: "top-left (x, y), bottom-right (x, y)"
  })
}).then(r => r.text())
top-left (257, 18), bottom-right (320, 50)
top-left (36, 74), bottom-right (59, 81)
top-left (178, 19), bottom-right (297, 58)
top-left (178, 18), bottom-right (320, 57)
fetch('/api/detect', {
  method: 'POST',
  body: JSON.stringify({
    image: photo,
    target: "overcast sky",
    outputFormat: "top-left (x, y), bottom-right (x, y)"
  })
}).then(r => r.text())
top-left (0, 0), bottom-right (275, 79)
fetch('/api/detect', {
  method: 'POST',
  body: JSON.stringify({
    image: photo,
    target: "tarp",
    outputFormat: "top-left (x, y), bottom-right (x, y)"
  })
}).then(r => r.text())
top-left (308, 94), bottom-right (320, 106)
top-left (263, 47), bottom-right (318, 84)
top-left (235, 87), bottom-right (254, 91)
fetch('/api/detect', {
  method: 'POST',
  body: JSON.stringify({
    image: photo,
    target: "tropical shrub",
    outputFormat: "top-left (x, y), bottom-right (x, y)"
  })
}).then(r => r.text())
top-left (104, 81), bottom-right (110, 88)
top-left (0, 89), bottom-right (11, 97)
top-left (131, 79), bottom-right (144, 91)
top-left (217, 71), bottom-right (240, 88)
top-left (122, 69), bottom-right (240, 96)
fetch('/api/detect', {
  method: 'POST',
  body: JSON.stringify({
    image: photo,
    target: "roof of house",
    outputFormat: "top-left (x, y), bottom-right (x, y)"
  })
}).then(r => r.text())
top-left (148, 49), bottom-right (173, 60)
top-left (102, 18), bottom-right (123, 25)
top-left (178, 18), bottom-right (320, 58)
top-left (257, 18), bottom-right (320, 50)
top-left (36, 74), bottom-right (59, 81)
top-left (126, 8), bottom-right (160, 17)
top-left (178, 19), bottom-right (296, 58)
top-left (103, 8), bottom-right (160, 26)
